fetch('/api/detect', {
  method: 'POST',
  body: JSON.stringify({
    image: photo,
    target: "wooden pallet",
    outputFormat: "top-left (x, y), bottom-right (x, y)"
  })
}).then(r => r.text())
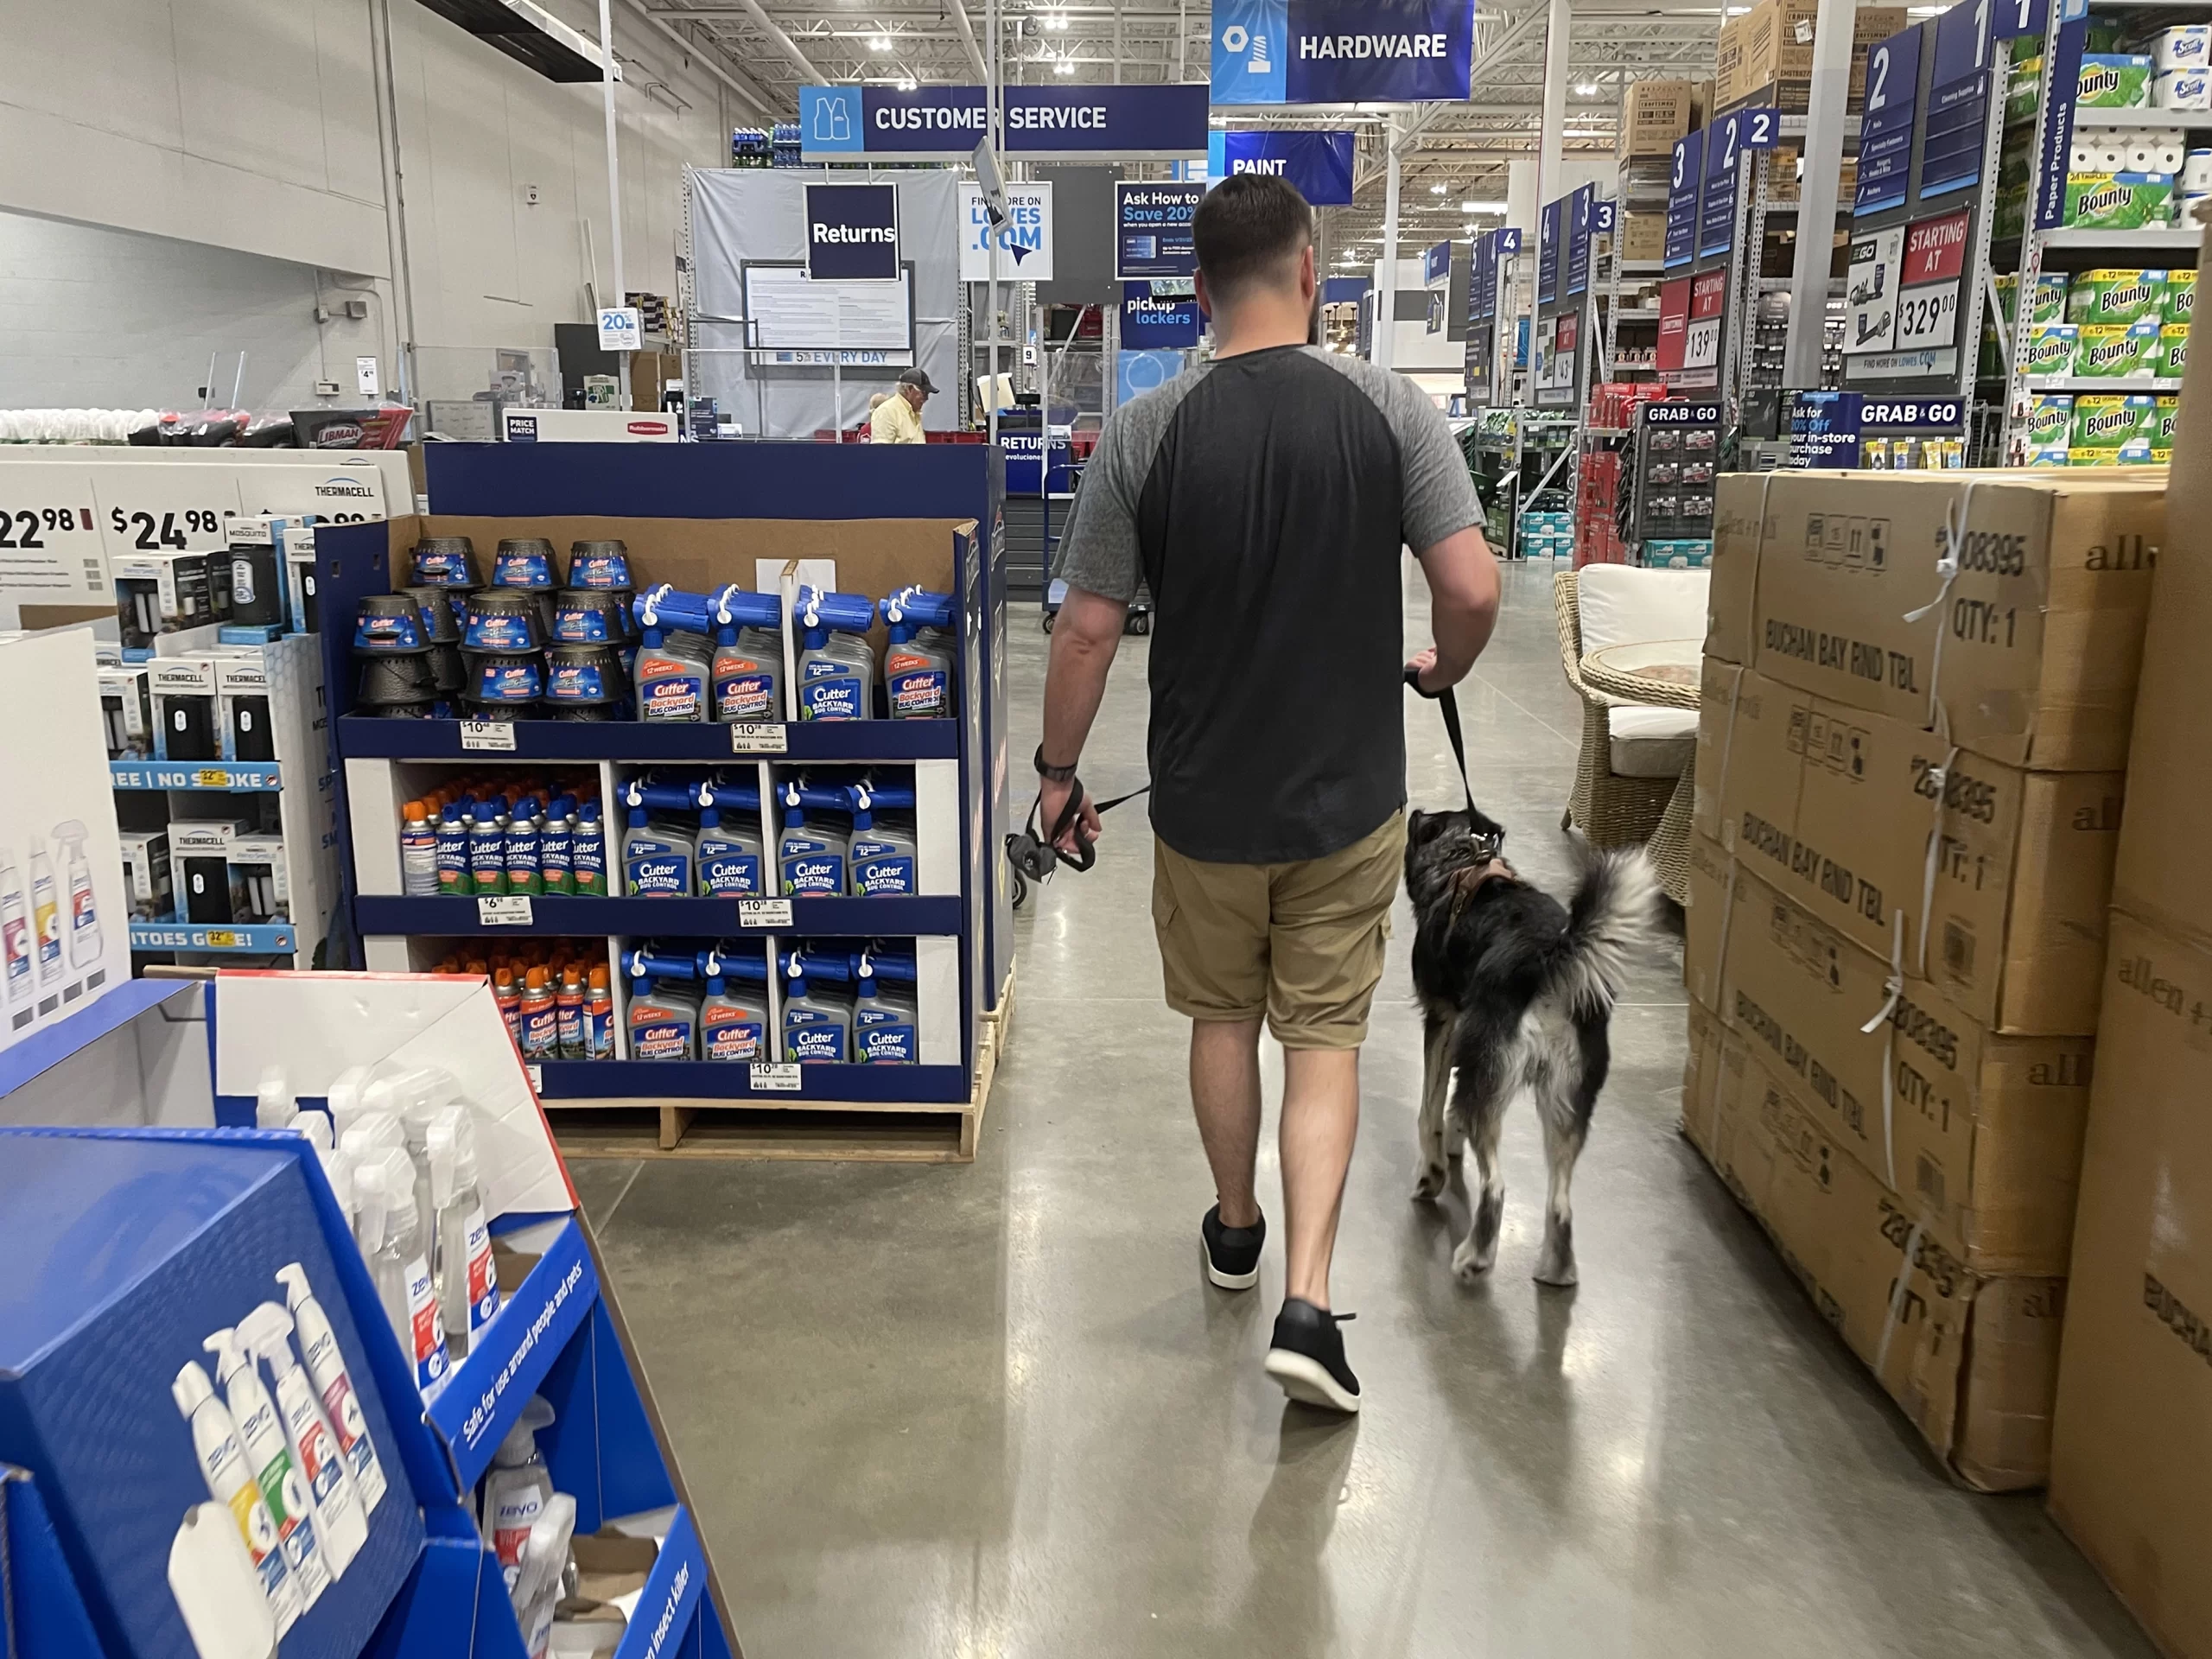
top-left (548, 965), bottom-right (1015, 1164)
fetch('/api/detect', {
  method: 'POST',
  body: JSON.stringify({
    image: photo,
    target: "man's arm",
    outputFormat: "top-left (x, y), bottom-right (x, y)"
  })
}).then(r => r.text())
top-left (1039, 585), bottom-right (1128, 848)
top-left (1411, 524), bottom-right (1501, 693)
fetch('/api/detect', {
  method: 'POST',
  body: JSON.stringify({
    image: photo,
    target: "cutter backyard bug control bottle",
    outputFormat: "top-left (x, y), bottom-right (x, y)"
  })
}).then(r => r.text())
top-left (621, 780), bottom-right (698, 896)
top-left (626, 950), bottom-right (700, 1059)
top-left (848, 780), bottom-right (918, 895)
top-left (709, 585), bottom-right (786, 721)
top-left (780, 950), bottom-right (853, 1062)
top-left (696, 780), bottom-right (766, 897)
top-left (274, 1262), bottom-right (388, 1513)
top-left (854, 950), bottom-right (920, 1064)
top-left (880, 588), bottom-right (957, 718)
top-left (779, 780), bottom-right (850, 894)
top-left (699, 947), bottom-right (772, 1060)
top-left (631, 588), bottom-right (713, 721)
top-left (794, 587), bottom-right (878, 721)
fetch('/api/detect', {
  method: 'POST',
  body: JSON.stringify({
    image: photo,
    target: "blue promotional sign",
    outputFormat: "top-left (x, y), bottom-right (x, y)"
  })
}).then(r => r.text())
top-left (803, 183), bottom-right (899, 281)
top-left (1211, 0), bottom-right (1477, 105)
top-left (1424, 240), bottom-right (1452, 284)
top-left (1566, 185), bottom-right (1594, 298)
top-left (1856, 25), bottom-right (1923, 215)
top-left (1699, 112), bottom-right (1743, 261)
top-left (1211, 130), bottom-right (1357, 203)
top-left (1860, 395), bottom-right (1967, 430)
top-left (1115, 181), bottom-right (1205, 280)
top-left (1118, 348), bottom-right (1186, 405)
top-left (1537, 197), bottom-right (1562, 304)
top-left (1121, 281), bottom-right (1204, 346)
top-left (800, 84), bottom-right (1207, 160)
top-left (1666, 129), bottom-right (1703, 269)
top-left (1921, 0), bottom-right (1994, 199)
top-left (2035, 14), bottom-right (2091, 229)
top-left (1788, 391), bottom-right (1864, 467)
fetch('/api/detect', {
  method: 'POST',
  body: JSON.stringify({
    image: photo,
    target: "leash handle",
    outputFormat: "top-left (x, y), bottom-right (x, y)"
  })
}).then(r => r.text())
top-left (1041, 776), bottom-right (1153, 874)
top-left (1406, 663), bottom-right (1475, 814)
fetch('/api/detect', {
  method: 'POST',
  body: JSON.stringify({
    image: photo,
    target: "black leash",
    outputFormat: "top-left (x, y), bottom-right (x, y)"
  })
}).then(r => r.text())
top-left (1404, 664), bottom-right (1475, 813)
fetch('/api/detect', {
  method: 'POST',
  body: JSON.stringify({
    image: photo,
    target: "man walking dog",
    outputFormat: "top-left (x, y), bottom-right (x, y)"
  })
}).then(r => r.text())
top-left (1037, 175), bottom-right (1501, 1412)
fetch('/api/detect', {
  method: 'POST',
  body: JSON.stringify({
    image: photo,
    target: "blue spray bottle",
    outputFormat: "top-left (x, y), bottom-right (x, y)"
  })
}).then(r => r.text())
top-left (880, 588), bottom-right (957, 719)
top-left (708, 586), bottom-right (786, 722)
top-left (793, 587), bottom-right (878, 721)
top-left (779, 948), bottom-right (853, 1062)
top-left (629, 588), bottom-right (714, 722)
top-left (620, 779), bottom-right (699, 896)
top-left (698, 946), bottom-right (772, 1061)
top-left (848, 779), bottom-right (919, 896)
top-left (778, 780), bottom-right (852, 895)
top-left (853, 948), bottom-right (920, 1064)
top-left (624, 948), bottom-right (701, 1060)
top-left (696, 780), bottom-right (767, 897)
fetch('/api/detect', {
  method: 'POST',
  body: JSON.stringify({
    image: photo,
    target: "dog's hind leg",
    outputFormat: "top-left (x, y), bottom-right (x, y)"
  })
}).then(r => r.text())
top-left (1448, 1048), bottom-right (1512, 1282)
top-left (1533, 1016), bottom-right (1605, 1287)
top-left (1412, 1012), bottom-right (1452, 1202)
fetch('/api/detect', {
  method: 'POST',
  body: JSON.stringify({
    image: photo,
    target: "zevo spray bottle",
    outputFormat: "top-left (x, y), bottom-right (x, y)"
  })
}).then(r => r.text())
top-left (481, 1395), bottom-right (557, 1588)
top-left (429, 1107), bottom-right (500, 1349)
top-left (0, 846), bottom-right (29, 1007)
top-left (52, 820), bottom-right (99, 969)
top-left (275, 1262), bottom-right (390, 1514)
top-left (29, 834), bottom-right (60, 988)
top-left (171, 1358), bottom-right (303, 1636)
top-left (202, 1325), bottom-right (332, 1610)
top-left (238, 1301), bottom-right (368, 1577)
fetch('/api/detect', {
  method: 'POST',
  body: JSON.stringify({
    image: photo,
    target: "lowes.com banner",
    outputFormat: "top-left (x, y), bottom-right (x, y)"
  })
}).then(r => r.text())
top-left (1206, 130), bottom-right (1356, 204)
top-left (1212, 0), bottom-right (1475, 105)
top-left (801, 83), bottom-right (1206, 160)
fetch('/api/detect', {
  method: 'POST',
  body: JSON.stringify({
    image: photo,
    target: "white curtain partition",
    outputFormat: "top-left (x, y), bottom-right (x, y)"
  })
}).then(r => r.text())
top-left (688, 168), bottom-right (963, 440)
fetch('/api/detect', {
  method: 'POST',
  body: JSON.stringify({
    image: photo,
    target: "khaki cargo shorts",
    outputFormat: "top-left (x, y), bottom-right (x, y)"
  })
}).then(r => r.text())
top-left (1151, 811), bottom-right (1406, 1050)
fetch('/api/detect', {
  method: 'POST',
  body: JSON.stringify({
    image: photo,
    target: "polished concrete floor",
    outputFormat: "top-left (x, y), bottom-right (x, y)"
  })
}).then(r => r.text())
top-left (578, 560), bottom-right (2150, 1658)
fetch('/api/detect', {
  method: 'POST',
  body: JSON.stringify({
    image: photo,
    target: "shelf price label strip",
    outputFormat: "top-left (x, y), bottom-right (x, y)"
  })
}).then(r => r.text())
top-left (110, 760), bottom-right (283, 791)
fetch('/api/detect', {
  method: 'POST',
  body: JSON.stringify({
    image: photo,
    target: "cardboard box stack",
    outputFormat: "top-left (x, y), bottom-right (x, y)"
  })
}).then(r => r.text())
top-left (1687, 467), bottom-right (2164, 1490)
top-left (1619, 79), bottom-right (1694, 159)
top-left (1715, 0), bottom-right (1909, 113)
top-left (2045, 353), bottom-right (2210, 1655)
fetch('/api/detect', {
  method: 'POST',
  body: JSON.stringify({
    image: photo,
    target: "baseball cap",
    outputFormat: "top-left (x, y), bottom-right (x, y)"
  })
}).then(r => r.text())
top-left (898, 367), bottom-right (937, 396)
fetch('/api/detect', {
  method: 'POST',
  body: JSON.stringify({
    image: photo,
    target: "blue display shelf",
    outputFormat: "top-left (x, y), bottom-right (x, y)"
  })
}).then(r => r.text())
top-left (110, 759), bottom-right (285, 791)
top-left (335, 715), bottom-right (958, 764)
top-left (354, 893), bottom-right (962, 939)
top-left (130, 919), bottom-right (298, 953)
top-left (536, 1058), bottom-right (971, 1103)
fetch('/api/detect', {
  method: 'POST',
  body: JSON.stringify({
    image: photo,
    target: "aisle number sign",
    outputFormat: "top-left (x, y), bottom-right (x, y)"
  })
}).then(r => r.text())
top-left (1922, 0), bottom-right (1995, 199)
top-left (1665, 129), bottom-right (1703, 270)
top-left (596, 308), bottom-right (643, 352)
top-left (1696, 107), bottom-right (1778, 264)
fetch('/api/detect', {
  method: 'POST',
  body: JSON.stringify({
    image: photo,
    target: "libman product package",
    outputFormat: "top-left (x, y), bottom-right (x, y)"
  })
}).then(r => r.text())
top-left (2021, 321), bottom-right (2080, 378)
top-left (2077, 54), bottom-right (2153, 107)
top-left (2026, 391), bottom-right (2075, 449)
top-left (2067, 268), bottom-right (2165, 325)
top-left (2075, 319), bottom-right (2164, 378)
top-left (2155, 323), bottom-right (2190, 378)
top-left (2072, 393), bottom-right (2161, 452)
top-left (2067, 172), bottom-right (2177, 229)
top-left (2163, 266), bottom-right (2196, 323)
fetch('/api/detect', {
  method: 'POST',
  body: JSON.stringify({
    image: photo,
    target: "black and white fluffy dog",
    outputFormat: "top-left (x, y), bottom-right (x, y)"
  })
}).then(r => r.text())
top-left (1403, 807), bottom-right (1659, 1287)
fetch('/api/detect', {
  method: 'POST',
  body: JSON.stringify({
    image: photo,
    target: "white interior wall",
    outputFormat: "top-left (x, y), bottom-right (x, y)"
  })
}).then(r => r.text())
top-left (0, 0), bottom-right (735, 407)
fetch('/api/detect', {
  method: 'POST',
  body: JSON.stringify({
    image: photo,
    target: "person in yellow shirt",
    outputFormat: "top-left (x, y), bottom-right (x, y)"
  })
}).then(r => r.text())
top-left (868, 367), bottom-right (934, 443)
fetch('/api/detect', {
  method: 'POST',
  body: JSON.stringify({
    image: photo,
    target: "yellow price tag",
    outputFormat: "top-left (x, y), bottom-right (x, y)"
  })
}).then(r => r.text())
top-left (194, 769), bottom-right (229, 788)
top-left (205, 931), bottom-right (241, 948)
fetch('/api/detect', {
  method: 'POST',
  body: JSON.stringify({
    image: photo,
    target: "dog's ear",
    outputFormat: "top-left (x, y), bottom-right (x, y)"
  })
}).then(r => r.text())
top-left (1408, 809), bottom-right (1428, 839)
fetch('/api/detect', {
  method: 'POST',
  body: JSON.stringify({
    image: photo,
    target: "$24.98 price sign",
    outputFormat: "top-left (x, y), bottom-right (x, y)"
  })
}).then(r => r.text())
top-left (91, 473), bottom-right (240, 557)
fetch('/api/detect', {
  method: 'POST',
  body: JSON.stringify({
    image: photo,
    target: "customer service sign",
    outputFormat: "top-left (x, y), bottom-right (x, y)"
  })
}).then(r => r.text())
top-left (800, 84), bottom-right (1206, 161)
top-left (1211, 0), bottom-right (1475, 104)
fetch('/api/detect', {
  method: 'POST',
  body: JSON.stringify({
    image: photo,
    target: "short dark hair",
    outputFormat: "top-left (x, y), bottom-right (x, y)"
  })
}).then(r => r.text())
top-left (1193, 175), bottom-right (1313, 302)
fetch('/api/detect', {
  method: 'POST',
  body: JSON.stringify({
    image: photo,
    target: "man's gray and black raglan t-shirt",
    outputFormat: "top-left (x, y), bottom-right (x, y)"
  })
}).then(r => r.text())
top-left (1053, 343), bottom-right (1482, 866)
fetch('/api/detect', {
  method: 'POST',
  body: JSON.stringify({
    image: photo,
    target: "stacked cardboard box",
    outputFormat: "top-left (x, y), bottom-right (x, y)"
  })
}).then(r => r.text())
top-left (1687, 468), bottom-right (2164, 1488)
top-left (1715, 0), bottom-right (1910, 113)
top-left (1619, 79), bottom-right (1694, 159)
top-left (2047, 366), bottom-right (2210, 1654)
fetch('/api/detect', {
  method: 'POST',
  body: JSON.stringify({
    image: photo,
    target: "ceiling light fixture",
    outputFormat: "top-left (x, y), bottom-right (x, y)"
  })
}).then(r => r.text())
top-left (1043, 10), bottom-right (1067, 29)
top-left (1429, 182), bottom-right (1447, 194)
top-left (1574, 80), bottom-right (1599, 95)
top-left (1053, 56), bottom-right (1075, 73)
top-left (1459, 200), bottom-right (1507, 213)
top-left (868, 35), bottom-right (892, 52)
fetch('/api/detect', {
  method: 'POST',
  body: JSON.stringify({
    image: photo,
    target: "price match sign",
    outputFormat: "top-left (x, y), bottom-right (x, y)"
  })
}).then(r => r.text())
top-left (1897, 207), bottom-right (1971, 358)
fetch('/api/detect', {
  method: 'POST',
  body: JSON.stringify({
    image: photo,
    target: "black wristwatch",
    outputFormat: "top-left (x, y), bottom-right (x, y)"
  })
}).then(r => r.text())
top-left (1034, 744), bottom-right (1078, 784)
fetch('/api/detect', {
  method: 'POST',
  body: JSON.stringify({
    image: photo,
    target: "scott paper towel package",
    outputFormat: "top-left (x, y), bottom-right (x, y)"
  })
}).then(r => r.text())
top-left (2156, 66), bottom-right (2212, 110)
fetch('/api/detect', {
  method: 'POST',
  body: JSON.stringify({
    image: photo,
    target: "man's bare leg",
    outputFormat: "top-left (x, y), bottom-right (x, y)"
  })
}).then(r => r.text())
top-left (1191, 1016), bottom-right (1264, 1228)
top-left (1280, 1046), bottom-right (1360, 1310)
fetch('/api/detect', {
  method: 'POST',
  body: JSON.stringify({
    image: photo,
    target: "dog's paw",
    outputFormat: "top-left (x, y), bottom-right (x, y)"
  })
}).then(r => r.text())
top-left (1411, 1161), bottom-right (1447, 1202)
top-left (1451, 1237), bottom-right (1497, 1281)
top-left (1532, 1256), bottom-right (1579, 1288)
top-left (1534, 1218), bottom-right (1576, 1287)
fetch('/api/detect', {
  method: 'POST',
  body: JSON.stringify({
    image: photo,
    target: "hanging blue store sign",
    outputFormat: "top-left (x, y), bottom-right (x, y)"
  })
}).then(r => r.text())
top-left (1699, 109), bottom-right (1746, 262)
top-left (1566, 185), bottom-right (1595, 298)
top-left (1856, 24), bottom-right (1924, 215)
top-left (1537, 197), bottom-right (1563, 304)
top-left (799, 84), bottom-right (1208, 160)
top-left (803, 183), bottom-right (899, 281)
top-left (1666, 129), bottom-right (1703, 270)
top-left (1209, 130), bottom-right (1357, 203)
top-left (1115, 181), bottom-right (1205, 281)
top-left (1211, 0), bottom-right (1477, 105)
top-left (2036, 4), bottom-right (2093, 230)
top-left (1121, 282), bottom-right (1204, 346)
top-left (1920, 0), bottom-right (1995, 199)
top-left (1424, 240), bottom-right (1453, 284)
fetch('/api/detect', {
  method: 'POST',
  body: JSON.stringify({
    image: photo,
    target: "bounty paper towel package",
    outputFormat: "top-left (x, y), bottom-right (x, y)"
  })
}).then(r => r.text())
top-left (2071, 391), bottom-right (2161, 450)
top-left (2027, 392), bottom-right (2075, 448)
top-left (2068, 172), bottom-right (2177, 229)
top-left (2076, 319), bottom-right (2164, 377)
top-left (2068, 269), bottom-right (2164, 324)
top-left (2078, 54), bottom-right (2154, 106)
top-left (2022, 321), bottom-right (2081, 378)
top-left (2164, 267), bottom-right (2196, 322)
top-left (2157, 323), bottom-right (2191, 379)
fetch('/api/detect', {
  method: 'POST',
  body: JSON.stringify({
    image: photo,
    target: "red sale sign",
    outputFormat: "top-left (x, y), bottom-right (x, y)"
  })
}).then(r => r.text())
top-left (1902, 208), bottom-right (1971, 286)
top-left (1656, 277), bottom-right (1691, 374)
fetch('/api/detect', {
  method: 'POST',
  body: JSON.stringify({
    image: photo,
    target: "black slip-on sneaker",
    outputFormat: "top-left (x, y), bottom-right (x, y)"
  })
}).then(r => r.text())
top-left (1263, 1298), bottom-right (1361, 1413)
top-left (1201, 1204), bottom-right (1265, 1290)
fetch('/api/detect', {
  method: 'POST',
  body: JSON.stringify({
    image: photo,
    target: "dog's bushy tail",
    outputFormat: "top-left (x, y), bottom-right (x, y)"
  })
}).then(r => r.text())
top-left (1548, 848), bottom-right (1662, 1014)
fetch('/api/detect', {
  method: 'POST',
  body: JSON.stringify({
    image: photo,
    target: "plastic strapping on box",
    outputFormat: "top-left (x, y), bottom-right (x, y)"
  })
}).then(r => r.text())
top-left (1901, 482), bottom-right (1981, 741)
top-left (1872, 1204), bottom-right (1929, 1382)
top-left (1914, 742), bottom-right (1961, 977)
top-left (1859, 907), bottom-right (1908, 1192)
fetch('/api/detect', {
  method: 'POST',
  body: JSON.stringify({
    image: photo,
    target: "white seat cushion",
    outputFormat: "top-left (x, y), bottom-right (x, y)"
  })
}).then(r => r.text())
top-left (1571, 564), bottom-right (1709, 774)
